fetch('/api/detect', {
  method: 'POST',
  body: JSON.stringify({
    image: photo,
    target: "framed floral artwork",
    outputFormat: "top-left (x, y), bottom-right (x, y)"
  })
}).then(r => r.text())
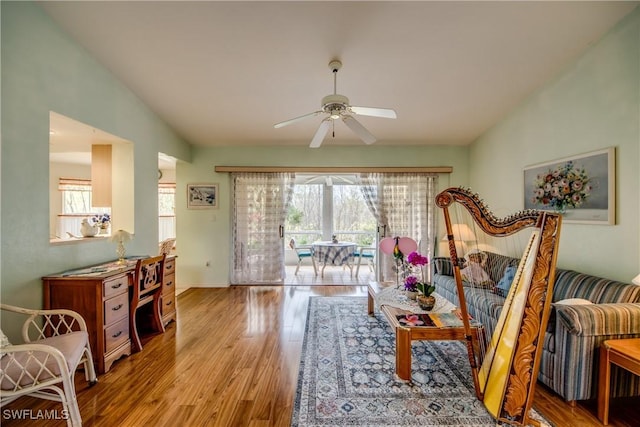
top-left (187, 183), bottom-right (219, 209)
top-left (523, 147), bottom-right (615, 225)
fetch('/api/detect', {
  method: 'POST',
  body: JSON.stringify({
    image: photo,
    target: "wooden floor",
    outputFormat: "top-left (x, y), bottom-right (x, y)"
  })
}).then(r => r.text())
top-left (3, 285), bottom-right (639, 426)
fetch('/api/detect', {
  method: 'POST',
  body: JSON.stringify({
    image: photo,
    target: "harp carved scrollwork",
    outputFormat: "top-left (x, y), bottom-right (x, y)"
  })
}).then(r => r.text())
top-left (436, 187), bottom-right (562, 426)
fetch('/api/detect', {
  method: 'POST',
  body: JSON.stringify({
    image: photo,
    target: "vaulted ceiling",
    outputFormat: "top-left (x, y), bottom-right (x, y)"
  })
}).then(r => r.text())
top-left (41, 1), bottom-right (638, 148)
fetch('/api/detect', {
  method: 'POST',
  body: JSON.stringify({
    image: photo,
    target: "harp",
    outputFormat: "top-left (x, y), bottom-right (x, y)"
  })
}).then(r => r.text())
top-left (435, 187), bottom-right (562, 426)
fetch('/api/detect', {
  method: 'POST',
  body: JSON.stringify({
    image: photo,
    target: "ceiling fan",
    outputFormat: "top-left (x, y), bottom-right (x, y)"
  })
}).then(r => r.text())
top-left (274, 60), bottom-right (397, 148)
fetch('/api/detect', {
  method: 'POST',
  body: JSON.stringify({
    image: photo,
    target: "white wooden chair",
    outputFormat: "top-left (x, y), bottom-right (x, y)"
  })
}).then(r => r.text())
top-left (355, 246), bottom-right (376, 277)
top-left (289, 239), bottom-right (317, 275)
top-left (0, 304), bottom-right (97, 427)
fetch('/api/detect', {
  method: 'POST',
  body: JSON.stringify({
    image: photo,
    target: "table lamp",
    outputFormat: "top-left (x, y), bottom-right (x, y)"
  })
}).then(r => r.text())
top-left (633, 274), bottom-right (640, 285)
top-left (110, 229), bottom-right (132, 264)
top-left (440, 223), bottom-right (476, 256)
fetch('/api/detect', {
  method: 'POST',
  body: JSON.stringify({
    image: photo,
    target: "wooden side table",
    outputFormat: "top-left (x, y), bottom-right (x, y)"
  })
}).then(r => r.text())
top-left (597, 338), bottom-right (640, 425)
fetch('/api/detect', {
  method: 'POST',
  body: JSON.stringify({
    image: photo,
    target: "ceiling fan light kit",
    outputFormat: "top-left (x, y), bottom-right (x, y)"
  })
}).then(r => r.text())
top-left (274, 60), bottom-right (397, 148)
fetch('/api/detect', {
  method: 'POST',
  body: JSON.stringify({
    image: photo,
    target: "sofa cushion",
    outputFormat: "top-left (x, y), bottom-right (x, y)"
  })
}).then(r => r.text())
top-left (463, 287), bottom-right (505, 327)
top-left (553, 270), bottom-right (640, 304)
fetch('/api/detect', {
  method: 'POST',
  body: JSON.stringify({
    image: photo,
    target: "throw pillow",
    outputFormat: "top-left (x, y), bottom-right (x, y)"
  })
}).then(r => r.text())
top-left (495, 266), bottom-right (517, 297)
top-left (0, 329), bottom-right (10, 358)
top-left (432, 257), bottom-right (454, 276)
top-left (554, 298), bottom-right (593, 305)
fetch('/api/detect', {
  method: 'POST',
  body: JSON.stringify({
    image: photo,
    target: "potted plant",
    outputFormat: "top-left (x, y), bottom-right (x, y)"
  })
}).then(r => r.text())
top-left (403, 251), bottom-right (436, 310)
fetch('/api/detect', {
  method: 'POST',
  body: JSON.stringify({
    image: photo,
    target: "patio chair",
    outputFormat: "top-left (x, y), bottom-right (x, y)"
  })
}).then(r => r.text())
top-left (0, 304), bottom-right (97, 427)
top-left (355, 246), bottom-right (376, 277)
top-left (289, 239), bottom-right (317, 276)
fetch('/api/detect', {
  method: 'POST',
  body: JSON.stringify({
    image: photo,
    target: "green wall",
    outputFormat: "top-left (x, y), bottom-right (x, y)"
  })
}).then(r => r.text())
top-left (176, 145), bottom-right (469, 286)
top-left (1, 2), bottom-right (191, 340)
top-left (469, 8), bottom-right (640, 281)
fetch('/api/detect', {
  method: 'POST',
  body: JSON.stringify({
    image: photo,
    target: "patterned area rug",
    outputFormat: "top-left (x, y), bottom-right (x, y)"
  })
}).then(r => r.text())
top-left (291, 296), bottom-right (552, 426)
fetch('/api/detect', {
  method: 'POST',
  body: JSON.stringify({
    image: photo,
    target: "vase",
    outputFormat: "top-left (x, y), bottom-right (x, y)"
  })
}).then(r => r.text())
top-left (417, 294), bottom-right (436, 311)
top-left (406, 290), bottom-right (418, 300)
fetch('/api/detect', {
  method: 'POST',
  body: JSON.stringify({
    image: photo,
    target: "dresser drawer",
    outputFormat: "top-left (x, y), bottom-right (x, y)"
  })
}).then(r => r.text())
top-left (103, 274), bottom-right (129, 298)
top-left (104, 317), bottom-right (129, 353)
top-left (163, 273), bottom-right (175, 296)
top-left (164, 257), bottom-right (175, 275)
top-left (104, 292), bottom-right (129, 325)
top-left (162, 292), bottom-right (176, 316)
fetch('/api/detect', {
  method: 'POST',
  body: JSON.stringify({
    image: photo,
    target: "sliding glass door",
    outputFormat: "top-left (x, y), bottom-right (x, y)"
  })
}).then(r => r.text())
top-left (231, 173), bottom-right (294, 284)
top-left (360, 173), bottom-right (438, 283)
top-left (231, 171), bottom-right (437, 284)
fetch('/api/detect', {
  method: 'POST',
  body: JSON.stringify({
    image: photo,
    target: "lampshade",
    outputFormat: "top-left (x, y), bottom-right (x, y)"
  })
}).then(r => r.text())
top-left (633, 274), bottom-right (640, 285)
top-left (441, 223), bottom-right (476, 242)
top-left (109, 229), bottom-right (132, 244)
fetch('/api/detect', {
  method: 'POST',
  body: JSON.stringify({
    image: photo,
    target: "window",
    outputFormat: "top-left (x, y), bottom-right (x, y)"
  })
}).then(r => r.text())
top-left (285, 175), bottom-right (376, 246)
top-left (56, 178), bottom-right (111, 238)
top-left (159, 183), bottom-right (176, 242)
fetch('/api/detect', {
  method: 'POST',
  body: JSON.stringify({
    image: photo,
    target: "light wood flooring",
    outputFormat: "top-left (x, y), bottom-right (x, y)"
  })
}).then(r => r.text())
top-left (2, 285), bottom-right (639, 426)
top-left (283, 263), bottom-right (376, 286)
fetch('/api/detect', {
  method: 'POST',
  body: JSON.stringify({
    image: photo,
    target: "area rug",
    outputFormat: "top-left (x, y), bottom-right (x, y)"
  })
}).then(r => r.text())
top-left (291, 296), bottom-right (552, 426)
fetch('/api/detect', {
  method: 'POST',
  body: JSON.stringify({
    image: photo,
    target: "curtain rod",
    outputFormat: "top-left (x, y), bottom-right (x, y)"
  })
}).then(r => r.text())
top-left (214, 166), bottom-right (452, 173)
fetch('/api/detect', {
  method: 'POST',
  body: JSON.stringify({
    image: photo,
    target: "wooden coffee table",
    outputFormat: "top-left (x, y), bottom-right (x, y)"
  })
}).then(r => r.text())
top-left (368, 281), bottom-right (483, 381)
top-left (597, 338), bottom-right (640, 425)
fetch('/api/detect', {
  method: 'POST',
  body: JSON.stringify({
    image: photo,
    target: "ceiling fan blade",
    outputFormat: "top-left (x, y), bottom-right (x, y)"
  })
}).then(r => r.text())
top-left (274, 111), bottom-right (322, 129)
top-left (342, 116), bottom-right (377, 145)
top-left (350, 106), bottom-right (397, 119)
top-left (309, 120), bottom-right (331, 148)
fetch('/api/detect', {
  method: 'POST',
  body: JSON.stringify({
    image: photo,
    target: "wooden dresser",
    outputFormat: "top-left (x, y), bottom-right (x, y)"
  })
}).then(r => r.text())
top-left (42, 256), bottom-right (177, 374)
top-left (161, 256), bottom-right (177, 325)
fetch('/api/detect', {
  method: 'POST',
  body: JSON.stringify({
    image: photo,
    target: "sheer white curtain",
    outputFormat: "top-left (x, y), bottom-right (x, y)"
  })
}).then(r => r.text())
top-left (359, 173), bottom-right (438, 283)
top-left (231, 172), bottom-right (295, 284)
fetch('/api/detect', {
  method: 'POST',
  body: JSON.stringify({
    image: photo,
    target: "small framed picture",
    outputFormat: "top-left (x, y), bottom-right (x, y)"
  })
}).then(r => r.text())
top-left (187, 183), bottom-right (219, 209)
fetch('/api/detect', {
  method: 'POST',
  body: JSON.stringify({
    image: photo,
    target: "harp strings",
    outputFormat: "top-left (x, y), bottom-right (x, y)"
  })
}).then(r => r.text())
top-left (443, 201), bottom-right (534, 387)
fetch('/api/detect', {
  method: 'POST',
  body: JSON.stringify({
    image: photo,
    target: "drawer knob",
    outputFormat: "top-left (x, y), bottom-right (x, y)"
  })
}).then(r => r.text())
top-left (112, 331), bottom-right (122, 338)
top-left (111, 283), bottom-right (123, 289)
top-left (167, 300), bottom-right (173, 306)
top-left (166, 281), bottom-right (173, 287)
top-left (112, 304), bottom-right (123, 311)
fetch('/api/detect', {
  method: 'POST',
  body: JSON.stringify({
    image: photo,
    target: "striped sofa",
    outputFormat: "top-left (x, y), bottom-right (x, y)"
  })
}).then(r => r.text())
top-left (432, 254), bottom-right (640, 402)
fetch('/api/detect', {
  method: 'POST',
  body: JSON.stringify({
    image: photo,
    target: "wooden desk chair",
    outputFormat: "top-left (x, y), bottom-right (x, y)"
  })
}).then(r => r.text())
top-left (130, 255), bottom-right (166, 352)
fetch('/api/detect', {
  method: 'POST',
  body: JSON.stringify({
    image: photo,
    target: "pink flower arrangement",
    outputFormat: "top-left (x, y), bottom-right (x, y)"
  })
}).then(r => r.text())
top-left (403, 251), bottom-right (435, 296)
